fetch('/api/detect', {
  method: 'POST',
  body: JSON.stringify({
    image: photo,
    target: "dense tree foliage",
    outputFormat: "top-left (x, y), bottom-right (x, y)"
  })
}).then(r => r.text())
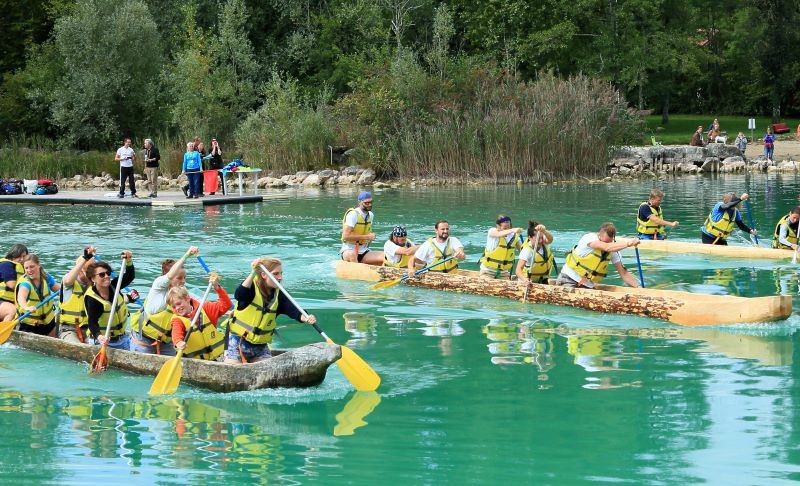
top-left (1, 0), bottom-right (798, 155)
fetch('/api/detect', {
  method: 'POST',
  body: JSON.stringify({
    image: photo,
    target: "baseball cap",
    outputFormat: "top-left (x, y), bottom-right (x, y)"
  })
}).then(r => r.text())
top-left (357, 191), bottom-right (372, 201)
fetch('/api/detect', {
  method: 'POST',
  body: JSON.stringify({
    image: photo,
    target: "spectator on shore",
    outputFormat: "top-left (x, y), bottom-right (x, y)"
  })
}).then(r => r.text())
top-left (208, 138), bottom-right (224, 195)
top-left (707, 118), bottom-right (721, 142)
top-left (182, 142), bottom-right (203, 199)
top-left (143, 138), bottom-right (161, 198)
top-left (734, 132), bottom-right (748, 156)
top-left (115, 138), bottom-right (137, 198)
top-left (690, 126), bottom-right (705, 147)
top-left (764, 127), bottom-right (776, 161)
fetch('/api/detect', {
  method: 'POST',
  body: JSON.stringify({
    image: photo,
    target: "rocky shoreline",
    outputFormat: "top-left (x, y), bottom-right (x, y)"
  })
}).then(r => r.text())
top-left (49, 144), bottom-right (800, 191)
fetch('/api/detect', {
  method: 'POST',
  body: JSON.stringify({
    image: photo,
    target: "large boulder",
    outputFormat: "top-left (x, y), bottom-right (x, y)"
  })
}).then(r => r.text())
top-left (357, 169), bottom-right (376, 184)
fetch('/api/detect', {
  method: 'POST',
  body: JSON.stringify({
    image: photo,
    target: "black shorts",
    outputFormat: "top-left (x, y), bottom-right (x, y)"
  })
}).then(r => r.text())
top-left (341, 251), bottom-right (371, 262)
top-left (18, 320), bottom-right (56, 336)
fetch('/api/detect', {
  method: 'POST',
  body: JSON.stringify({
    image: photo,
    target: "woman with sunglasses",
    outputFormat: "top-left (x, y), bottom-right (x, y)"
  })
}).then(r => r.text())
top-left (83, 250), bottom-right (135, 349)
top-left (15, 254), bottom-right (61, 336)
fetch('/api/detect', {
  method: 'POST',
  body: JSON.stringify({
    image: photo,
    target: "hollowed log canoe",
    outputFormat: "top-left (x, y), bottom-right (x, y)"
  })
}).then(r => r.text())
top-left (6, 331), bottom-right (341, 392)
top-left (336, 261), bottom-right (792, 326)
top-left (619, 238), bottom-right (794, 260)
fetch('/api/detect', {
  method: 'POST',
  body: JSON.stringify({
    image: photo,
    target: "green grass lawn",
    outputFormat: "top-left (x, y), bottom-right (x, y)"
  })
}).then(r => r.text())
top-left (645, 114), bottom-right (800, 145)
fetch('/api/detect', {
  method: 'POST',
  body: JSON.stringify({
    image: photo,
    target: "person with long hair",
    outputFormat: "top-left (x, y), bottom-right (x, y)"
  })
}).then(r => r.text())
top-left (83, 251), bottom-right (135, 349)
top-left (224, 257), bottom-right (317, 364)
top-left (15, 254), bottom-right (61, 336)
top-left (515, 220), bottom-right (555, 284)
top-left (0, 243), bottom-right (28, 321)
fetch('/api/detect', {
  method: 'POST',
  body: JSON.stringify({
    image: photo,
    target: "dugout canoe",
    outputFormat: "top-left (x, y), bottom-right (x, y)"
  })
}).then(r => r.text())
top-left (6, 331), bottom-right (341, 392)
top-left (336, 261), bottom-right (792, 326)
top-left (619, 238), bottom-right (795, 260)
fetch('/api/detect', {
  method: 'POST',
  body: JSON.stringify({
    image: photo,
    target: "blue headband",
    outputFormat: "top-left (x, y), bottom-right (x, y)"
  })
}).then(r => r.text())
top-left (358, 191), bottom-right (372, 201)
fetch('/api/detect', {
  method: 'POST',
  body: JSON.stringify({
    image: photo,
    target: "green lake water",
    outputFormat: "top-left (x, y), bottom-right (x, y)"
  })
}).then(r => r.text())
top-left (3, 174), bottom-right (800, 484)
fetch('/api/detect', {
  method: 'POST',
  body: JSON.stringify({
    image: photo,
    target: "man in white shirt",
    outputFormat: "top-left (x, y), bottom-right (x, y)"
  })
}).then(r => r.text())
top-left (479, 215), bottom-right (523, 279)
top-left (408, 220), bottom-right (466, 276)
top-left (555, 223), bottom-right (640, 288)
top-left (383, 225), bottom-right (419, 267)
top-left (115, 138), bottom-right (137, 198)
top-left (340, 191), bottom-right (384, 265)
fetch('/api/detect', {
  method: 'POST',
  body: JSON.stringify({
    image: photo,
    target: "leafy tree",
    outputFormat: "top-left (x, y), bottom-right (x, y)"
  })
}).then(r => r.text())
top-left (48, 0), bottom-right (164, 147)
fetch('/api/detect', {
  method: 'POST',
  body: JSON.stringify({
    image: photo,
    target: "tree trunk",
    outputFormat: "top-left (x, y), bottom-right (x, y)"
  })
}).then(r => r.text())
top-left (661, 92), bottom-right (670, 125)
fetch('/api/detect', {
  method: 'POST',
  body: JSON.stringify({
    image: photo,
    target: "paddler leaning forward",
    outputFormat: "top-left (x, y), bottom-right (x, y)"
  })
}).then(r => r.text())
top-left (83, 250), bottom-right (135, 349)
top-left (701, 192), bottom-right (757, 245)
top-left (407, 220), bottom-right (466, 277)
top-left (555, 223), bottom-right (640, 288)
top-left (58, 246), bottom-right (97, 343)
top-left (224, 257), bottom-right (317, 364)
top-left (130, 245), bottom-right (199, 356)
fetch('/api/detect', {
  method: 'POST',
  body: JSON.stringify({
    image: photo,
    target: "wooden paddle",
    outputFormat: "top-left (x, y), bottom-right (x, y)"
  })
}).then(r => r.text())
top-left (370, 256), bottom-right (457, 290)
top-left (149, 281), bottom-right (214, 395)
top-left (89, 259), bottom-right (126, 374)
top-left (522, 232), bottom-right (540, 302)
top-left (0, 291), bottom-right (60, 345)
top-left (258, 264), bottom-right (380, 391)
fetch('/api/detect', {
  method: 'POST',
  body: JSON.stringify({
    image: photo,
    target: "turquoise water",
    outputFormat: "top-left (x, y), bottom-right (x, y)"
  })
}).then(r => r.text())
top-left (2, 174), bottom-right (800, 484)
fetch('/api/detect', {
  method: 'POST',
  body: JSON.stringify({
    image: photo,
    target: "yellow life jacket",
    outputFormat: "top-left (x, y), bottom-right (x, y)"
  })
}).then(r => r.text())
top-left (83, 286), bottom-right (129, 340)
top-left (522, 240), bottom-right (554, 283)
top-left (565, 244), bottom-right (611, 283)
top-left (15, 276), bottom-right (56, 326)
top-left (480, 233), bottom-right (521, 271)
top-left (636, 202), bottom-right (664, 236)
top-left (0, 258), bottom-right (24, 303)
top-left (59, 279), bottom-right (89, 329)
top-left (426, 238), bottom-right (459, 273)
top-left (384, 240), bottom-right (414, 268)
top-left (341, 208), bottom-right (372, 245)
top-left (174, 311), bottom-right (225, 361)
top-left (131, 297), bottom-right (174, 343)
top-left (772, 214), bottom-right (799, 249)
top-left (703, 208), bottom-right (739, 240)
top-left (229, 279), bottom-right (279, 345)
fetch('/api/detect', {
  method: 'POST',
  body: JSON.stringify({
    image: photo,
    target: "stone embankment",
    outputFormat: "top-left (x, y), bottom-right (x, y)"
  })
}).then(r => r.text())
top-left (610, 143), bottom-right (798, 177)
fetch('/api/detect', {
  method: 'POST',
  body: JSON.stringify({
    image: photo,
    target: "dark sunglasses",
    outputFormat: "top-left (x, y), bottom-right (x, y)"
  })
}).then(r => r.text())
top-left (95, 271), bottom-right (111, 278)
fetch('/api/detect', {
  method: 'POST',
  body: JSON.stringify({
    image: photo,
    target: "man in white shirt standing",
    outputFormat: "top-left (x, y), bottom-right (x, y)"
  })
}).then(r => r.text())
top-left (555, 223), bottom-right (640, 288)
top-left (340, 191), bottom-right (384, 265)
top-left (115, 138), bottom-right (137, 198)
top-left (408, 220), bottom-right (466, 276)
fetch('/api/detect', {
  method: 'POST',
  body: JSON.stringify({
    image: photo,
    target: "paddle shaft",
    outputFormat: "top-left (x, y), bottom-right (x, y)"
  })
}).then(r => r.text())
top-left (522, 232), bottom-right (540, 301)
top-left (634, 247), bottom-right (645, 288)
top-left (404, 256), bottom-right (457, 282)
top-left (745, 200), bottom-right (759, 245)
top-left (178, 282), bottom-right (215, 350)
top-left (101, 259), bottom-right (127, 340)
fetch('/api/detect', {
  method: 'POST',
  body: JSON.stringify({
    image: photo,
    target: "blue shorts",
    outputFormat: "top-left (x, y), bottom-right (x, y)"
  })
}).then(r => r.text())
top-left (638, 233), bottom-right (665, 240)
top-left (224, 334), bottom-right (272, 362)
top-left (93, 333), bottom-right (130, 350)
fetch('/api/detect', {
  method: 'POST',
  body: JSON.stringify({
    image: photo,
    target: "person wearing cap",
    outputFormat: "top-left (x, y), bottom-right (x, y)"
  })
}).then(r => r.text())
top-left (636, 189), bottom-right (679, 240)
top-left (701, 192), bottom-right (757, 245)
top-left (340, 191), bottom-right (384, 265)
top-left (384, 225), bottom-right (419, 268)
top-left (479, 214), bottom-right (524, 279)
top-left (408, 220), bottom-right (466, 276)
top-left (555, 223), bottom-right (640, 288)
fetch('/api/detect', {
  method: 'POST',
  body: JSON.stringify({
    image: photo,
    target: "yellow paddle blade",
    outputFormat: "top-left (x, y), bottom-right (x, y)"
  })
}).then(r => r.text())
top-left (370, 278), bottom-right (402, 290)
top-left (149, 353), bottom-right (184, 395)
top-left (333, 391), bottom-right (382, 436)
top-left (337, 345), bottom-right (381, 391)
top-left (0, 320), bottom-right (17, 345)
top-left (90, 345), bottom-right (109, 374)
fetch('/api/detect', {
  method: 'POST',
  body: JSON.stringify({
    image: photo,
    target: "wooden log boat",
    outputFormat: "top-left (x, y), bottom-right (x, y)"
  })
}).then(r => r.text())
top-left (336, 261), bottom-right (792, 326)
top-left (619, 238), bottom-right (795, 260)
top-left (6, 331), bottom-right (341, 392)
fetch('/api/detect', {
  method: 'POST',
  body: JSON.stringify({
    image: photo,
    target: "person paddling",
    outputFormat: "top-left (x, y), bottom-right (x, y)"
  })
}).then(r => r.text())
top-left (636, 189), bottom-right (679, 240)
top-left (701, 192), bottom-right (757, 245)
top-left (0, 244), bottom-right (28, 322)
top-left (169, 272), bottom-right (231, 361)
top-left (15, 254), bottom-right (61, 336)
top-left (555, 223), bottom-right (640, 288)
top-left (407, 220), bottom-right (466, 277)
top-left (224, 257), bottom-right (317, 364)
top-left (479, 215), bottom-right (524, 279)
top-left (59, 246), bottom-right (96, 343)
top-left (84, 251), bottom-right (135, 349)
top-left (773, 206), bottom-right (800, 250)
top-left (515, 220), bottom-right (555, 284)
top-left (130, 246), bottom-right (199, 356)
top-left (383, 225), bottom-right (419, 268)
